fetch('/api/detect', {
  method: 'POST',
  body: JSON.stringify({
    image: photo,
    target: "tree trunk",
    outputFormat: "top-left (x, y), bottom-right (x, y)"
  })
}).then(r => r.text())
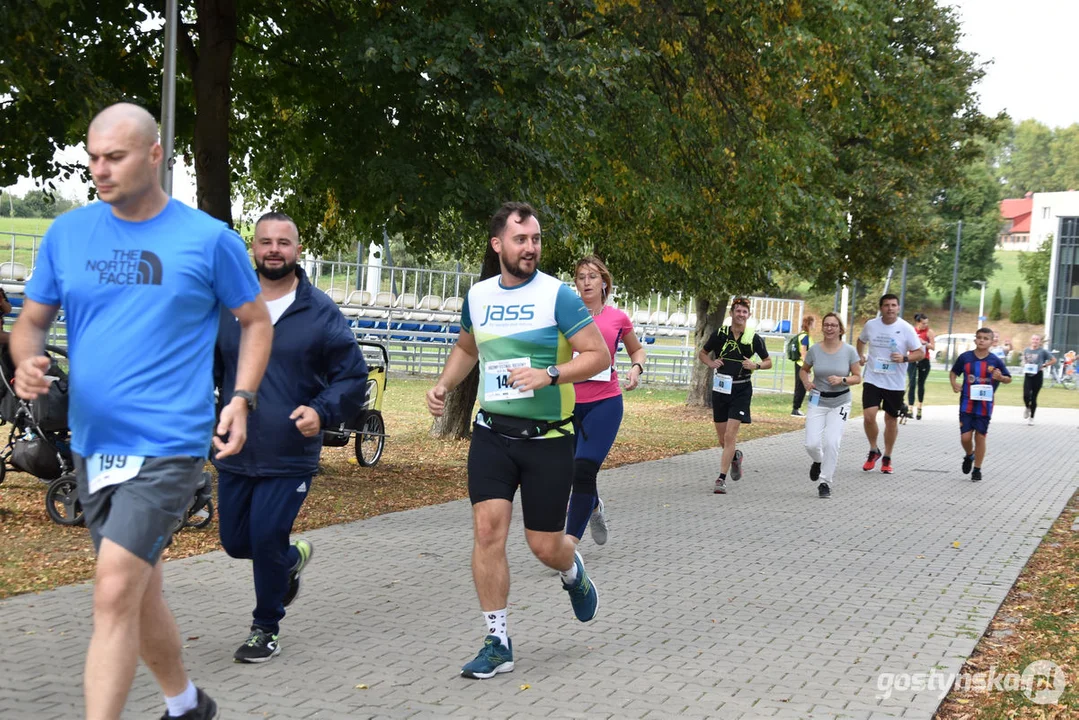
top-left (429, 242), bottom-right (501, 438)
top-left (685, 296), bottom-right (726, 407)
top-left (191, 0), bottom-right (237, 226)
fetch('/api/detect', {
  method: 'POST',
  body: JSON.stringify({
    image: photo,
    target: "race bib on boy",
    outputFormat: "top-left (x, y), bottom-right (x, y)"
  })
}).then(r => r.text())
top-left (969, 384), bottom-right (993, 402)
top-left (713, 373), bottom-right (733, 395)
top-left (87, 454), bottom-right (145, 495)
top-left (872, 357), bottom-right (896, 373)
top-left (484, 358), bottom-right (535, 402)
top-left (1023, 363), bottom-right (1039, 375)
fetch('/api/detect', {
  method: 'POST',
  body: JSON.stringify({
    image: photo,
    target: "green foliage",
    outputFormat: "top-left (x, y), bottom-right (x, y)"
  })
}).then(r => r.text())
top-left (1018, 236), bottom-right (1053, 300)
top-left (1010, 286), bottom-right (1026, 323)
top-left (1001, 118), bottom-right (1079, 195)
top-left (0, 191), bottom-right (80, 219)
top-left (1027, 287), bottom-right (1044, 325)
top-left (989, 288), bottom-right (1003, 321)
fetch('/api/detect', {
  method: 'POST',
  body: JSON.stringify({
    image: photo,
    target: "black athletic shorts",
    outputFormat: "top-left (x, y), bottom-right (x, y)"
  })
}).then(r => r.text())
top-left (862, 383), bottom-right (905, 418)
top-left (467, 423), bottom-right (575, 532)
top-left (712, 382), bottom-right (753, 424)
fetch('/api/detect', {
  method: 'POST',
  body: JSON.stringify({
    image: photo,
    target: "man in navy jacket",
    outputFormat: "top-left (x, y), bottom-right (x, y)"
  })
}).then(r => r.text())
top-left (214, 211), bottom-right (368, 663)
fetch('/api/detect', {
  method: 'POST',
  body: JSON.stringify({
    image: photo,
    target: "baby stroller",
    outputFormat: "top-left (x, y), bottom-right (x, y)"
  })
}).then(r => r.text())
top-left (0, 346), bottom-right (213, 529)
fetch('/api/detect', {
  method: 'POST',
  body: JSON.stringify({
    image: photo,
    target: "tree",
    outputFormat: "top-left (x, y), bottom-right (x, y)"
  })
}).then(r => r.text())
top-left (989, 288), bottom-right (1002, 321)
top-left (1010, 286), bottom-right (1026, 323)
top-left (1026, 287), bottom-right (1044, 326)
top-left (1002, 119), bottom-right (1056, 195)
top-left (1018, 236), bottom-right (1053, 301)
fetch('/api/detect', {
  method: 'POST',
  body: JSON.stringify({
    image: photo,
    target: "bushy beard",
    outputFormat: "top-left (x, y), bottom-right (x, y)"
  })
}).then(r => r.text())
top-left (256, 258), bottom-right (297, 281)
top-left (502, 255), bottom-right (536, 280)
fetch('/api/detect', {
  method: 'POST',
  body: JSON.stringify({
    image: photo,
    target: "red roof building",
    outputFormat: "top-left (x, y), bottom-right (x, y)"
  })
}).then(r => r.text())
top-left (999, 194), bottom-right (1033, 251)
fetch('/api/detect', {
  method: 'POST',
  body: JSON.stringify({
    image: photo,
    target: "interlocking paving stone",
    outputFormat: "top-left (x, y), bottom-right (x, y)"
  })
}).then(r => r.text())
top-left (0, 404), bottom-right (1076, 718)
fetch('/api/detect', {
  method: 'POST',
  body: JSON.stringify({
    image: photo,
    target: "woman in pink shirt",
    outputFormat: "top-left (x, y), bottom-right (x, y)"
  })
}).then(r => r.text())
top-left (567, 256), bottom-right (647, 546)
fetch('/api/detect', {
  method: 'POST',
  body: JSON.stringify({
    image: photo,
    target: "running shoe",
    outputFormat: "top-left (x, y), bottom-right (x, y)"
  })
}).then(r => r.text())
top-left (880, 457), bottom-right (894, 474)
top-left (714, 476), bottom-right (727, 494)
top-left (283, 539), bottom-right (314, 607)
top-left (589, 498), bottom-right (609, 546)
top-left (158, 687), bottom-right (218, 720)
top-left (961, 453), bottom-right (974, 475)
top-left (563, 551), bottom-right (599, 622)
top-left (1028, 416), bottom-right (1035, 426)
top-left (461, 636), bottom-right (514, 679)
top-left (1023, 407), bottom-right (1030, 419)
top-left (971, 468), bottom-right (983, 483)
top-left (916, 408), bottom-right (922, 420)
top-left (791, 409), bottom-right (805, 417)
top-left (818, 482), bottom-right (831, 498)
top-left (810, 462), bottom-right (821, 482)
top-left (233, 628), bottom-right (280, 664)
top-left (730, 449), bottom-right (744, 481)
top-left (862, 449), bottom-right (882, 471)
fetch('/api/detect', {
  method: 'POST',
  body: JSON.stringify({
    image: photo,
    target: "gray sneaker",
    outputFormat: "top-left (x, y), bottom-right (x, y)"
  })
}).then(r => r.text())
top-left (714, 476), bottom-right (727, 494)
top-left (730, 450), bottom-right (744, 481)
top-left (588, 498), bottom-right (609, 546)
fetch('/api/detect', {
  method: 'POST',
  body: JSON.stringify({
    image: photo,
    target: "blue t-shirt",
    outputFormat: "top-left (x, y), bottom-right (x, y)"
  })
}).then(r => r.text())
top-left (950, 350), bottom-right (1010, 418)
top-left (26, 199), bottom-right (260, 456)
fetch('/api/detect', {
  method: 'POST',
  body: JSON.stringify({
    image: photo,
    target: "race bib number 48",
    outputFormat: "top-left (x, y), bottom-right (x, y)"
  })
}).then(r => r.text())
top-left (484, 358), bottom-right (535, 402)
top-left (87, 454), bottom-right (145, 495)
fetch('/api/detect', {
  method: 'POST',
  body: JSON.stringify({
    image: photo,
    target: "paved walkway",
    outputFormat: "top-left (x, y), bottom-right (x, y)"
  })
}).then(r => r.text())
top-left (2, 405), bottom-right (1077, 719)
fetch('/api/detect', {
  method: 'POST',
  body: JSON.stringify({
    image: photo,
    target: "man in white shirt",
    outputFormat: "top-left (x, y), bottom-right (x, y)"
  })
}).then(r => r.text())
top-left (856, 294), bottom-right (924, 474)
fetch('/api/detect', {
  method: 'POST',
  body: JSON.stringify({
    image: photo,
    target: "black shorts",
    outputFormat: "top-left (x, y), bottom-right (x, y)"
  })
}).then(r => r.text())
top-left (467, 423), bottom-right (575, 532)
top-left (862, 383), bottom-right (905, 418)
top-left (712, 382), bottom-right (753, 424)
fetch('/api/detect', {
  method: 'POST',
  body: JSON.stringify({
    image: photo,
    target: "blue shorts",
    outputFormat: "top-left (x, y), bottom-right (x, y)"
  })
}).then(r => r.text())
top-left (959, 412), bottom-right (990, 436)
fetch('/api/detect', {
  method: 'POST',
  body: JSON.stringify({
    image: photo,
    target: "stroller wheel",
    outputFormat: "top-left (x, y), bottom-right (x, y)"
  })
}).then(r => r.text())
top-left (184, 499), bottom-right (214, 529)
top-left (355, 411), bottom-right (385, 467)
top-left (45, 475), bottom-right (84, 526)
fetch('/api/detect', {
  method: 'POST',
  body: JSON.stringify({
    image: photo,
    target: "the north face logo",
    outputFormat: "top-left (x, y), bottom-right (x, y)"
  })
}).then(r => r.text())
top-left (87, 250), bottom-right (163, 285)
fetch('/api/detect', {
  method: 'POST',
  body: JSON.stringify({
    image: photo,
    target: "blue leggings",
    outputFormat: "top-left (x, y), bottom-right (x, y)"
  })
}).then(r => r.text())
top-left (566, 395), bottom-right (624, 539)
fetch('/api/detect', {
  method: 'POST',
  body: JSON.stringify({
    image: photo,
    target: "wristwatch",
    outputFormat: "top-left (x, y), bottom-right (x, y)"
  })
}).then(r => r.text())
top-left (232, 389), bottom-right (258, 411)
top-left (546, 366), bottom-right (561, 385)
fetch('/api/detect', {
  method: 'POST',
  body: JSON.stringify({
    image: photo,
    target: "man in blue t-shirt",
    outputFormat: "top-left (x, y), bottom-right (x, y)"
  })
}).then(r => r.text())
top-left (11, 103), bottom-right (273, 720)
top-left (949, 327), bottom-right (1012, 483)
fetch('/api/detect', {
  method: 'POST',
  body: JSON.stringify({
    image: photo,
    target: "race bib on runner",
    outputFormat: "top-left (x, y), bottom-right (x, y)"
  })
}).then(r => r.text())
top-left (808, 389), bottom-right (821, 407)
top-left (969, 384), bottom-right (993, 402)
top-left (484, 358), bottom-right (535, 402)
top-left (87, 454), bottom-right (145, 495)
top-left (573, 350), bottom-right (613, 382)
top-left (1023, 363), bottom-right (1039, 375)
top-left (872, 357), bottom-right (897, 373)
top-left (713, 373), bottom-right (733, 395)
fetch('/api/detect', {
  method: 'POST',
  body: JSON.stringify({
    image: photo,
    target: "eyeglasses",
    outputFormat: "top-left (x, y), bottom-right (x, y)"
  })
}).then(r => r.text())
top-left (822, 323), bottom-right (841, 328)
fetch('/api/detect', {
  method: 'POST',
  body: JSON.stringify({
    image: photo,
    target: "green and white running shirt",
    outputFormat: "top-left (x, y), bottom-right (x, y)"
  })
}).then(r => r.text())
top-left (461, 270), bottom-right (593, 424)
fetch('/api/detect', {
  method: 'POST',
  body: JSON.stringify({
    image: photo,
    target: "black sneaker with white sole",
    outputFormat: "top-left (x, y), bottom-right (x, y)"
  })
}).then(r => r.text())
top-left (158, 687), bottom-right (217, 720)
top-left (233, 627), bottom-right (281, 663)
top-left (962, 454), bottom-right (974, 475)
top-left (810, 462), bottom-right (821, 481)
top-left (818, 482), bottom-right (831, 498)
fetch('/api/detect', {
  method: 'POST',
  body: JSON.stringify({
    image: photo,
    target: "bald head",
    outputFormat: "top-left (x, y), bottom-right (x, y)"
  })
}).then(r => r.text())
top-left (89, 103), bottom-right (160, 147)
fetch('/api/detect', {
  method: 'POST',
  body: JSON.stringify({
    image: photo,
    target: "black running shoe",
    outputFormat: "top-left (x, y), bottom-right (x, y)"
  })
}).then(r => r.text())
top-left (233, 628), bottom-right (280, 663)
top-left (961, 454), bottom-right (974, 475)
top-left (810, 462), bottom-right (821, 481)
top-left (971, 468), bottom-right (982, 483)
top-left (818, 482), bottom-right (831, 498)
top-left (159, 687), bottom-right (217, 719)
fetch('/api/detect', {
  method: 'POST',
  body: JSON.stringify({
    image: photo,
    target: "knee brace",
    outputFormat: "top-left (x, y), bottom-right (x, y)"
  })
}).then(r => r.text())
top-left (572, 458), bottom-right (600, 495)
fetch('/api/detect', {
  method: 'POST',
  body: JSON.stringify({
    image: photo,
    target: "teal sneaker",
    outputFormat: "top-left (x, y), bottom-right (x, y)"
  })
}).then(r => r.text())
top-left (562, 551), bottom-right (599, 622)
top-left (460, 635), bottom-right (514, 679)
top-left (283, 539), bottom-right (314, 607)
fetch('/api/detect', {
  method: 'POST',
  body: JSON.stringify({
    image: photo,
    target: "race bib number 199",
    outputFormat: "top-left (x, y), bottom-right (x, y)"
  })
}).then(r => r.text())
top-left (484, 358), bottom-right (535, 402)
top-left (87, 454), bottom-right (145, 495)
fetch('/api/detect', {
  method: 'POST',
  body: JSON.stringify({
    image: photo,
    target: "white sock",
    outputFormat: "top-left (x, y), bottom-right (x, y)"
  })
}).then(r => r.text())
top-left (483, 609), bottom-right (508, 646)
top-left (165, 681), bottom-right (198, 717)
top-left (560, 556), bottom-right (579, 585)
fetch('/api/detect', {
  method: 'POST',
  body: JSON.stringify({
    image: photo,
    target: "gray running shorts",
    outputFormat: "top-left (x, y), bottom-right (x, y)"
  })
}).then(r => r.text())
top-left (75, 454), bottom-right (203, 565)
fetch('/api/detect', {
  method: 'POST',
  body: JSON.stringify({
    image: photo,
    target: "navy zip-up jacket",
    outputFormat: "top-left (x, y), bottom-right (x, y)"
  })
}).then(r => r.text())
top-left (213, 268), bottom-right (368, 477)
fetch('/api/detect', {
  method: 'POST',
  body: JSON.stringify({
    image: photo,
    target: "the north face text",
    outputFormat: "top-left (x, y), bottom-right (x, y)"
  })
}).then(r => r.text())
top-left (86, 250), bottom-right (163, 285)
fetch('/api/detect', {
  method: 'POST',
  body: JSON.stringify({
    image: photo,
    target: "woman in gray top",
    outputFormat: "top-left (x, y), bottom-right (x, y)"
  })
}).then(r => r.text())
top-left (798, 312), bottom-right (862, 498)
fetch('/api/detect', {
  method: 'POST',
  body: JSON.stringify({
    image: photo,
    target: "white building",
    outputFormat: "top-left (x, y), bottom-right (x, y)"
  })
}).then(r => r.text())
top-left (1040, 192), bottom-right (1079, 351)
top-left (1030, 191), bottom-right (1079, 252)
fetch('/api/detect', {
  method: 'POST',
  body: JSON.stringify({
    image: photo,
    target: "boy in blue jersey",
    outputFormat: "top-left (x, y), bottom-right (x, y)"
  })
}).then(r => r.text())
top-left (426, 202), bottom-right (609, 679)
top-left (11, 103), bottom-right (273, 720)
top-left (949, 327), bottom-right (1012, 483)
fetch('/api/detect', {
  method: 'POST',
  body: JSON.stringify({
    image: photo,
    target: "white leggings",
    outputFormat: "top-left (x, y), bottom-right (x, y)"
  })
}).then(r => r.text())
top-left (803, 402), bottom-right (852, 484)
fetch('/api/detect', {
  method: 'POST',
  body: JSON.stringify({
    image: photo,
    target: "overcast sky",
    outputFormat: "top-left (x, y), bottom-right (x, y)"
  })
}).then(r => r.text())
top-left (9, 0), bottom-right (1079, 204)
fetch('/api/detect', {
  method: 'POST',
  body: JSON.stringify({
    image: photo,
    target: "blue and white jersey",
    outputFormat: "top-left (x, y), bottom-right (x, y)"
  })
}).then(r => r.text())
top-left (461, 270), bottom-right (592, 423)
top-left (26, 199), bottom-right (260, 457)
